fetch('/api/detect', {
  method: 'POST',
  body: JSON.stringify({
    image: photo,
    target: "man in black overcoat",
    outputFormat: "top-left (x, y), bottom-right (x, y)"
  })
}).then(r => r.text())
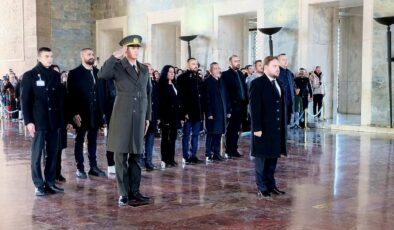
top-left (221, 55), bottom-right (248, 158)
top-left (21, 47), bottom-right (65, 196)
top-left (67, 48), bottom-right (106, 178)
top-left (203, 62), bottom-right (229, 162)
top-left (249, 56), bottom-right (287, 198)
top-left (177, 58), bottom-right (204, 164)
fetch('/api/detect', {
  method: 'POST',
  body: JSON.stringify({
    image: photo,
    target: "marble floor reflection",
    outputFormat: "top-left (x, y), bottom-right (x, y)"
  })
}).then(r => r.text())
top-left (0, 121), bottom-right (393, 229)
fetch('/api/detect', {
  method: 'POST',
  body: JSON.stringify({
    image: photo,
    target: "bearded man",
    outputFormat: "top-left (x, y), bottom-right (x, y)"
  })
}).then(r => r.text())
top-left (67, 48), bottom-right (106, 179)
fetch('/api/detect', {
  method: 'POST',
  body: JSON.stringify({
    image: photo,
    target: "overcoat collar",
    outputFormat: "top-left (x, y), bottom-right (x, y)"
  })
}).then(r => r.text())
top-left (120, 58), bottom-right (147, 82)
top-left (263, 74), bottom-right (282, 99)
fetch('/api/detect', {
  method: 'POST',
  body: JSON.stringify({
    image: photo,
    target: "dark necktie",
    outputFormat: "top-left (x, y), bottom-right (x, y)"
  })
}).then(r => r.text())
top-left (272, 80), bottom-right (280, 96)
top-left (235, 70), bottom-right (245, 101)
top-left (132, 65), bottom-right (138, 75)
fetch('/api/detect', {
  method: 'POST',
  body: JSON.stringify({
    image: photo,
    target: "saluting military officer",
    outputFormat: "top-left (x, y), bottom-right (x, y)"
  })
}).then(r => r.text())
top-left (98, 35), bottom-right (152, 207)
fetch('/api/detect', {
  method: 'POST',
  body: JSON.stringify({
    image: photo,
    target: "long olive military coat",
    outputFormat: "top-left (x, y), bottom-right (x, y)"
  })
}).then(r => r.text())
top-left (98, 56), bottom-right (151, 154)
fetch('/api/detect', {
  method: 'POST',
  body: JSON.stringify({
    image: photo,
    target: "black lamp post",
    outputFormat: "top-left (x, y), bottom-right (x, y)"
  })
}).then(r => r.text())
top-left (374, 16), bottom-right (394, 128)
top-left (179, 35), bottom-right (198, 59)
top-left (258, 27), bottom-right (282, 56)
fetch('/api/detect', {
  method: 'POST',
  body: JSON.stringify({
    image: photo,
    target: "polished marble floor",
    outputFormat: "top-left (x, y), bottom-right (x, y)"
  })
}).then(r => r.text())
top-left (0, 121), bottom-right (393, 229)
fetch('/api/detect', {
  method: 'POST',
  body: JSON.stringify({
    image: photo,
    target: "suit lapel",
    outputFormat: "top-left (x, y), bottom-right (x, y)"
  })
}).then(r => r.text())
top-left (277, 80), bottom-right (285, 100)
top-left (264, 74), bottom-right (280, 99)
top-left (121, 58), bottom-right (138, 82)
top-left (137, 61), bottom-right (147, 76)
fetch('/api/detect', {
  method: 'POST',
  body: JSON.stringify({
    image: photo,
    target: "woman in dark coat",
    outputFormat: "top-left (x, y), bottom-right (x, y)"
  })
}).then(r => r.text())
top-left (158, 65), bottom-right (180, 167)
top-left (203, 62), bottom-right (228, 161)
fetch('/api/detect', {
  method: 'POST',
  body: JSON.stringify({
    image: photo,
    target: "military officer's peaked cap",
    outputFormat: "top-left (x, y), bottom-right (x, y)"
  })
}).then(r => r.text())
top-left (119, 35), bottom-right (142, 47)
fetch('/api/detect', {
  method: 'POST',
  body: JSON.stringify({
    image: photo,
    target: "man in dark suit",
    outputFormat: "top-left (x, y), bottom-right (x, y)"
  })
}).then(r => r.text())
top-left (203, 62), bottom-right (228, 162)
top-left (221, 55), bottom-right (248, 158)
top-left (250, 56), bottom-right (287, 198)
top-left (67, 48), bottom-right (106, 178)
top-left (21, 47), bottom-right (65, 196)
top-left (177, 58), bottom-right (204, 164)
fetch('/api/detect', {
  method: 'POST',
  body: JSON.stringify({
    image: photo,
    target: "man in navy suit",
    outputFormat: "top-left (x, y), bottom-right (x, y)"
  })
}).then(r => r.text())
top-left (249, 56), bottom-right (288, 198)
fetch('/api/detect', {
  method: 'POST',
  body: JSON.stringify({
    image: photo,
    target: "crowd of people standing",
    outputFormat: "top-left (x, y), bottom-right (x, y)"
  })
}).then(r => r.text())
top-left (8, 34), bottom-right (325, 206)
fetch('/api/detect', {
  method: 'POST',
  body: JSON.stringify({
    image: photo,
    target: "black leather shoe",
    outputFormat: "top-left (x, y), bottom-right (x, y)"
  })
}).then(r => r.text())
top-left (145, 164), bottom-right (154, 171)
top-left (184, 158), bottom-right (194, 164)
top-left (56, 175), bottom-right (66, 182)
top-left (213, 154), bottom-right (224, 161)
top-left (35, 187), bottom-right (46, 196)
top-left (191, 156), bottom-right (204, 164)
top-left (129, 192), bottom-right (151, 202)
top-left (118, 196), bottom-right (128, 207)
top-left (167, 161), bottom-right (178, 167)
top-left (231, 152), bottom-right (243, 158)
top-left (76, 169), bottom-right (87, 179)
top-left (46, 184), bottom-right (64, 194)
top-left (129, 192), bottom-right (152, 206)
top-left (89, 167), bottom-right (106, 177)
top-left (269, 188), bottom-right (286, 195)
top-left (257, 190), bottom-right (271, 198)
top-left (145, 162), bottom-right (157, 171)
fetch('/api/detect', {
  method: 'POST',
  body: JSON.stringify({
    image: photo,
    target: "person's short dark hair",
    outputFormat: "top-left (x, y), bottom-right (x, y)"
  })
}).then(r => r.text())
top-left (229, 54), bottom-right (239, 61)
top-left (240, 68), bottom-right (245, 71)
top-left (81, 48), bottom-right (92, 52)
top-left (245, 64), bottom-right (252, 69)
top-left (38, 47), bottom-right (51, 55)
top-left (299, 67), bottom-right (306, 71)
top-left (263, 56), bottom-right (279, 66)
top-left (277, 53), bottom-right (286, 58)
top-left (209, 62), bottom-right (219, 70)
top-left (187, 57), bottom-right (197, 63)
top-left (254, 60), bottom-right (262, 66)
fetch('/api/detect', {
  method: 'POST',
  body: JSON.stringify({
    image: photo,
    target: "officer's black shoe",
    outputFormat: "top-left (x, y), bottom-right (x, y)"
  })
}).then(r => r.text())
top-left (129, 192), bottom-right (152, 206)
top-left (35, 187), bottom-right (46, 196)
top-left (257, 190), bottom-right (271, 199)
top-left (118, 196), bottom-right (128, 207)
top-left (56, 175), bottom-right (66, 182)
top-left (268, 188), bottom-right (286, 195)
top-left (88, 166), bottom-right (106, 177)
top-left (213, 154), bottom-right (224, 161)
top-left (46, 184), bottom-right (64, 194)
top-left (76, 169), bottom-right (87, 179)
top-left (129, 192), bottom-right (151, 202)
